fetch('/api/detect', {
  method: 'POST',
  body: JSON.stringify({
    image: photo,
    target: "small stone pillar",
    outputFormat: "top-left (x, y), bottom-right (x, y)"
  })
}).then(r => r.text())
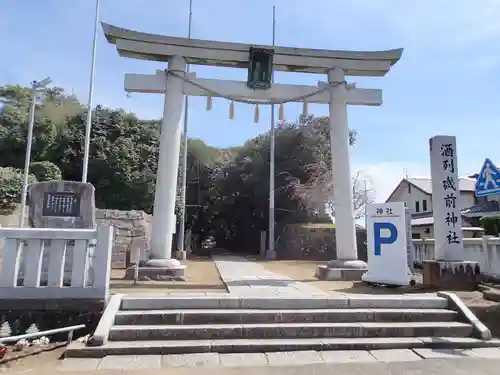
top-left (185, 229), bottom-right (192, 255)
top-left (260, 231), bottom-right (266, 258)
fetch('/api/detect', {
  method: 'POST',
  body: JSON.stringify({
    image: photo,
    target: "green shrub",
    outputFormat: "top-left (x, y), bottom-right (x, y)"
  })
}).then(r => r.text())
top-left (481, 216), bottom-right (500, 236)
top-left (30, 161), bottom-right (62, 182)
top-left (0, 167), bottom-right (37, 213)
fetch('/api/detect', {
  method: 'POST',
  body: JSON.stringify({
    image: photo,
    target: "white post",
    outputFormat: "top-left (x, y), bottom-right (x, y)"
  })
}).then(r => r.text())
top-left (82, 0), bottom-right (101, 183)
top-left (150, 56), bottom-right (186, 262)
top-left (326, 68), bottom-right (365, 269)
top-left (19, 83), bottom-right (37, 228)
top-left (93, 224), bottom-right (114, 300)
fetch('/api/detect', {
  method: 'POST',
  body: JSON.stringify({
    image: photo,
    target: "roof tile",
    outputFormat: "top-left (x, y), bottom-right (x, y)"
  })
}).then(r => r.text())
top-left (407, 177), bottom-right (475, 194)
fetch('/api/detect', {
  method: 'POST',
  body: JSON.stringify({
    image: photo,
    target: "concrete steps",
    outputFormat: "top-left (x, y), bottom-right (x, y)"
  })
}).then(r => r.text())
top-left (114, 308), bottom-right (458, 325)
top-left (66, 337), bottom-right (500, 358)
top-left (66, 294), bottom-right (497, 357)
top-left (119, 295), bottom-right (450, 310)
top-left (109, 322), bottom-right (473, 341)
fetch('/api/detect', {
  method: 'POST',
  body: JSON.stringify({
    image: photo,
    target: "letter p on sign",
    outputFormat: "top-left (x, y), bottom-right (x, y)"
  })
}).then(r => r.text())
top-left (373, 222), bottom-right (398, 256)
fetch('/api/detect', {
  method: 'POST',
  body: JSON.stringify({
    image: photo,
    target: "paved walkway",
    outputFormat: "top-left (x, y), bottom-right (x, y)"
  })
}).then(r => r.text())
top-left (20, 349), bottom-right (500, 374)
top-left (213, 256), bottom-right (327, 296)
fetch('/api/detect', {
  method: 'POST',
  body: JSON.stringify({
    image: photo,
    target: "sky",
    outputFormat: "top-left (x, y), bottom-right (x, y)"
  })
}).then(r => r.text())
top-left (2, 0), bottom-right (500, 202)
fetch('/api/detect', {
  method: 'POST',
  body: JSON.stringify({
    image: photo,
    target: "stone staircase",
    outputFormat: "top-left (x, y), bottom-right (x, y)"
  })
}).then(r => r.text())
top-left (66, 293), bottom-right (500, 357)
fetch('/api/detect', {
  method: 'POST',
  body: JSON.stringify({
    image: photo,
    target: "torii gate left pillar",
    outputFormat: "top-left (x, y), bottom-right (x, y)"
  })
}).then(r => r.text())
top-left (148, 56), bottom-right (186, 268)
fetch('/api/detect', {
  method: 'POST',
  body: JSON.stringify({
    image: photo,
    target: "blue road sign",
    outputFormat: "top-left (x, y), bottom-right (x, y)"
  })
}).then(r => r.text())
top-left (475, 158), bottom-right (500, 197)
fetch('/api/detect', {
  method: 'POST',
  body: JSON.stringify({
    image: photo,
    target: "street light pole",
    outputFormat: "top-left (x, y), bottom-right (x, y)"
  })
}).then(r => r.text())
top-left (267, 5), bottom-right (277, 259)
top-left (19, 78), bottom-right (52, 227)
top-left (82, 0), bottom-right (101, 183)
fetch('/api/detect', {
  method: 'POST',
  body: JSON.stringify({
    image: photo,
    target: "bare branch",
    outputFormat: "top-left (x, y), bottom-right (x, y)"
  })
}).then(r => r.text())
top-left (291, 164), bottom-right (376, 220)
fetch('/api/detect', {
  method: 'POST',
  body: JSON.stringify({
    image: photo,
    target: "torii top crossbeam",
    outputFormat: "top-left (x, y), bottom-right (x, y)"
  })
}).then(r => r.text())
top-left (102, 23), bottom-right (402, 76)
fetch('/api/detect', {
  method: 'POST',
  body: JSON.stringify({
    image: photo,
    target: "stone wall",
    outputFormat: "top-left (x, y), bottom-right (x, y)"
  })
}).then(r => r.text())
top-left (96, 209), bottom-right (152, 269)
top-left (0, 208), bottom-right (152, 270)
top-left (276, 223), bottom-right (368, 261)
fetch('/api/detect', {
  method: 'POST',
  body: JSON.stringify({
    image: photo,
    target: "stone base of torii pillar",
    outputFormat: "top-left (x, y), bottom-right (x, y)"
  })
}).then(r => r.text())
top-left (124, 259), bottom-right (186, 281)
top-left (316, 260), bottom-right (368, 281)
top-left (315, 67), bottom-right (368, 281)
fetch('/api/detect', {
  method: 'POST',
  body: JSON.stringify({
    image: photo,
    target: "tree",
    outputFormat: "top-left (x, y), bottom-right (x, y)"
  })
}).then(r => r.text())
top-left (197, 115), bottom-right (356, 252)
top-left (481, 216), bottom-right (500, 236)
top-left (0, 167), bottom-right (36, 214)
top-left (30, 161), bottom-right (62, 182)
top-left (292, 169), bottom-right (376, 220)
top-left (278, 115), bottom-right (375, 220)
top-left (0, 87), bottom-right (162, 212)
top-left (0, 85), bottom-right (82, 169)
top-left (281, 130), bottom-right (376, 218)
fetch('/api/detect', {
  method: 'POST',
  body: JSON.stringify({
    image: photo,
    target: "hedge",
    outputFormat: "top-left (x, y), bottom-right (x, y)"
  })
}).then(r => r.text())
top-left (0, 167), bottom-right (37, 213)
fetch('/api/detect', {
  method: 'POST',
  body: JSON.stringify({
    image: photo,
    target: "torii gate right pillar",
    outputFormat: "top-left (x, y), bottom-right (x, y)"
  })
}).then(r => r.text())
top-left (315, 67), bottom-right (368, 280)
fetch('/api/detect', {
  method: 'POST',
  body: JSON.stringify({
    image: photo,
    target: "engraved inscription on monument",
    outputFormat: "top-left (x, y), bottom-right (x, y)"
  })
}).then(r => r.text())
top-left (429, 135), bottom-right (463, 261)
top-left (42, 192), bottom-right (81, 217)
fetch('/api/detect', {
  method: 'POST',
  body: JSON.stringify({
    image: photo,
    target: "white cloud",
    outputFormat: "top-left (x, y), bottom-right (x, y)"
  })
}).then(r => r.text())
top-left (364, 0), bottom-right (500, 47)
top-left (278, 0), bottom-right (500, 51)
top-left (470, 55), bottom-right (500, 70)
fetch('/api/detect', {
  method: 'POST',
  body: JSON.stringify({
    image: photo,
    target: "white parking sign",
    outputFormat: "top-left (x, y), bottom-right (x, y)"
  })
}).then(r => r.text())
top-left (362, 202), bottom-right (414, 286)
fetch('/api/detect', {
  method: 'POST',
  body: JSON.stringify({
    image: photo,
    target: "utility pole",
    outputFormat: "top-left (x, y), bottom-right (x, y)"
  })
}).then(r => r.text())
top-left (364, 179), bottom-right (368, 217)
top-left (82, 0), bottom-right (101, 182)
top-left (363, 178), bottom-right (368, 230)
top-left (267, 5), bottom-right (277, 259)
top-left (19, 77), bottom-right (52, 227)
top-left (177, 0), bottom-right (193, 259)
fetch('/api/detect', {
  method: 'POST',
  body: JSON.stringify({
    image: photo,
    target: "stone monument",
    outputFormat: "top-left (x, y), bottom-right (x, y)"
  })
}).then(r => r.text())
top-left (424, 136), bottom-right (481, 290)
top-left (19, 181), bottom-right (96, 285)
top-left (28, 181), bottom-right (96, 229)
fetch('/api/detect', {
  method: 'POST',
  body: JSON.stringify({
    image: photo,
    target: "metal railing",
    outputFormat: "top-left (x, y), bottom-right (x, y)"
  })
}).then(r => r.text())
top-left (0, 324), bottom-right (85, 345)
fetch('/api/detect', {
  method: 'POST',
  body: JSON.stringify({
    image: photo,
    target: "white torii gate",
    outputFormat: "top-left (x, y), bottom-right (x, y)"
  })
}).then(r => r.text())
top-left (102, 23), bottom-right (403, 279)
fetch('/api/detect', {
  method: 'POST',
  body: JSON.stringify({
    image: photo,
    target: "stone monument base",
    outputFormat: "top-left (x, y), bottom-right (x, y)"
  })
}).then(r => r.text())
top-left (315, 259), bottom-right (368, 281)
top-left (422, 260), bottom-right (481, 291)
top-left (124, 258), bottom-right (186, 281)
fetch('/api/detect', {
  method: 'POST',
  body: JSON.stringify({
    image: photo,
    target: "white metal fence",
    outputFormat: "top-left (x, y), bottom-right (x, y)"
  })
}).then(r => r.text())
top-left (0, 224), bottom-right (113, 300)
top-left (413, 236), bottom-right (500, 278)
